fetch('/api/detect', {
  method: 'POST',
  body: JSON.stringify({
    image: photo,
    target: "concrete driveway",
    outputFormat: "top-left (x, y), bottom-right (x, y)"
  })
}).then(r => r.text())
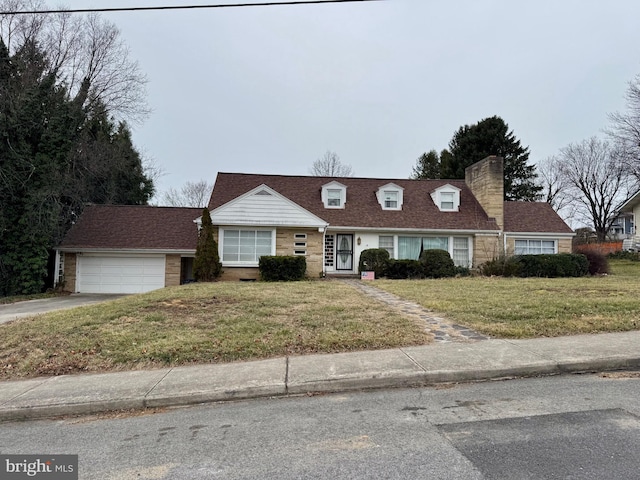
top-left (0, 294), bottom-right (127, 324)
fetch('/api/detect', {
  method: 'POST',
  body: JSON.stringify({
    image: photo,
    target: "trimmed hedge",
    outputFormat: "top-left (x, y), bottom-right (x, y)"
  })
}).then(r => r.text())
top-left (259, 256), bottom-right (307, 281)
top-left (480, 253), bottom-right (588, 278)
top-left (358, 248), bottom-right (390, 278)
top-left (515, 253), bottom-right (588, 277)
top-left (419, 249), bottom-right (455, 278)
top-left (385, 259), bottom-right (425, 279)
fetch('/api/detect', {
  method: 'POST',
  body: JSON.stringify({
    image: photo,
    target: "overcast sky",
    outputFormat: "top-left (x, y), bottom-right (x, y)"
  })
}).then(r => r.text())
top-left (48, 1), bottom-right (640, 201)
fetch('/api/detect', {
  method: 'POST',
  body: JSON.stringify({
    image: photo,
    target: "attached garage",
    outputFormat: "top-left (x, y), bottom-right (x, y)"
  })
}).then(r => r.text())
top-left (76, 255), bottom-right (166, 294)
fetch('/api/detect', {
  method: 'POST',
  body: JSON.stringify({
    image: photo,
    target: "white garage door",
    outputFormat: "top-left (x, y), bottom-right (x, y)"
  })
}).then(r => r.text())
top-left (77, 255), bottom-right (166, 294)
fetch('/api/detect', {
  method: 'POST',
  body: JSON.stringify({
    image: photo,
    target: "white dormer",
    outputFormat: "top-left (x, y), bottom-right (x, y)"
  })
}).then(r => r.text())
top-left (321, 181), bottom-right (347, 209)
top-left (431, 184), bottom-right (461, 212)
top-left (376, 183), bottom-right (404, 210)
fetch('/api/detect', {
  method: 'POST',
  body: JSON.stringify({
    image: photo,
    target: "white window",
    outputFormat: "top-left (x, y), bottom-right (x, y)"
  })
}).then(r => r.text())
top-left (384, 191), bottom-right (398, 209)
top-left (397, 235), bottom-right (471, 266)
top-left (379, 236), bottom-right (394, 257)
top-left (440, 192), bottom-right (455, 210)
top-left (376, 183), bottom-right (404, 210)
top-left (431, 184), bottom-right (461, 212)
top-left (221, 229), bottom-right (274, 265)
top-left (515, 239), bottom-right (556, 255)
top-left (327, 189), bottom-right (342, 207)
top-left (452, 237), bottom-right (470, 267)
top-left (322, 181), bottom-right (347, 209)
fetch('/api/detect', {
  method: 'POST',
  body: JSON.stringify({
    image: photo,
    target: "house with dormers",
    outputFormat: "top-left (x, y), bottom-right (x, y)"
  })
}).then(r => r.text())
top-left (57, 156), bottom-right (574, 292)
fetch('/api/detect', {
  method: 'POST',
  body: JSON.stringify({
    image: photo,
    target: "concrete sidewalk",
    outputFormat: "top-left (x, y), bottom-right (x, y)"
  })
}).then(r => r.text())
top-left (2, 331), bottom-right (640, 422)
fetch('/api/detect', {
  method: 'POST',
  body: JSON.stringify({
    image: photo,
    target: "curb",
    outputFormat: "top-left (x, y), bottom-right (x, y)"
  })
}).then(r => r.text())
top-left (2, 356), bottom-right (638, 423)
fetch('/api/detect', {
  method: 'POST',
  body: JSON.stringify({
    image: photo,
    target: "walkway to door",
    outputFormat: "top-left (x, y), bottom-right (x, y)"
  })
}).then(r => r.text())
top-left (341, 279), bottom-right (489, 343)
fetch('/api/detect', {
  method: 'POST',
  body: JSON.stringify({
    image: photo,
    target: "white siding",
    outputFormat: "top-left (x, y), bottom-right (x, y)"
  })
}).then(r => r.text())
top-left (211, 186), bottom-right (327, 227)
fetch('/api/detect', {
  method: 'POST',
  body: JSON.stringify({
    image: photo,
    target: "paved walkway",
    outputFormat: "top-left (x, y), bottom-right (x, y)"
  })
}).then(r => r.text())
top-left (343, 279), bottom-right (488, 342)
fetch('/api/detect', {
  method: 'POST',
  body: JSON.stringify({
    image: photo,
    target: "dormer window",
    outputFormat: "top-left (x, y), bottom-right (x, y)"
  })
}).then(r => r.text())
top-left (322, 181), bottom-right (347, 209)
top-left (431, 184), bottom-right (461, 212)
top-left (440, 192), bottom-right (455, 210)
top-left (376, 183), bottom-right (404, 210)
top-left (327, 189), bottom-right (342, 207)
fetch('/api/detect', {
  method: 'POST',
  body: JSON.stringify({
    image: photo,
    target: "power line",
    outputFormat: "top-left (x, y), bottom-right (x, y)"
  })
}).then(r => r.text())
top-left (1, 0), bottom-right (385, 15)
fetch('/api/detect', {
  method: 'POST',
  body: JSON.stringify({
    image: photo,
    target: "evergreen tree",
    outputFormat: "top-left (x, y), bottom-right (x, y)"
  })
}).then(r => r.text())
top-left (0, 38), bottom-right (154, 296)
top-left (411, 150), bottom-right (442, 179)
top-left (441, 116), bottom-right (542, 201)
top-left (193, 209), bottom-right (222, 282)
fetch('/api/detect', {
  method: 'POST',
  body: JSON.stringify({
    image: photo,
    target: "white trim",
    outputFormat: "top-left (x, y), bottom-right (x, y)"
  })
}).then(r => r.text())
top-left (327, 226), bottom-right (500, 235)
top-left (59, 248), bottom-right (196, 255)
top-left (506, 232), bottom-right (575, 238)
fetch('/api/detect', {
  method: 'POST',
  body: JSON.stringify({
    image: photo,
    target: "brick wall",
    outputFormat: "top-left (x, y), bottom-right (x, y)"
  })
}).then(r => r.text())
top-left (165, 254), bottom-right (181, 287)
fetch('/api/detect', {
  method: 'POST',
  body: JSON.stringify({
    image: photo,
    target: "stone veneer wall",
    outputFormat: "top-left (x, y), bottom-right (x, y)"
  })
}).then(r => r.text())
top-left (465, 156), bottom-right (504, 230)
top-left (165, 254), bottom-right (181, 287)
top-left (473, 234), bottom-right (500, 267)
top-left (63, 252), bottom-right (77, 292)
top-left (275, 228), bottom-right (323, 278)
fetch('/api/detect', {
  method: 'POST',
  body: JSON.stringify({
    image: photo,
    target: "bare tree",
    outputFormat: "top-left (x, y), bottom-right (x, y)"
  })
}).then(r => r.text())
top-left (0, 0), bottom-right (148, 122)
top-left (309, 151), bottom-right (354, 177)
top-left (162, 180), bottom-right (214, 208)
top-left (536, 155), bottom-right (579, 227)
top-left (557, 137), bottom-right (637, 241)
top-left (608, 72), bottom-right (640, 182)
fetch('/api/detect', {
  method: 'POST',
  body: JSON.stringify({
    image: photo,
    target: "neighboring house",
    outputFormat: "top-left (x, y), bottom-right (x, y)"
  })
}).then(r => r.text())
top-left (607, 212), bottom-right (634, 240)
top-left (57, 156), bottom-right (574, 293)
top-left (619, 191), bottom-right (640, 251)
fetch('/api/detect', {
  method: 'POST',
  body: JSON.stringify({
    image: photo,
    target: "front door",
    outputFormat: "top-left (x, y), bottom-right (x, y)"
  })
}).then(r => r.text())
top-left (336, 234), bottom-right (354, 271)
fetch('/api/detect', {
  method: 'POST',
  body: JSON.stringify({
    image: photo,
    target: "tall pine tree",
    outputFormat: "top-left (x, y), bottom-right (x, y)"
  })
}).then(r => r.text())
top-left (440, 116), bottom-right (542, 201)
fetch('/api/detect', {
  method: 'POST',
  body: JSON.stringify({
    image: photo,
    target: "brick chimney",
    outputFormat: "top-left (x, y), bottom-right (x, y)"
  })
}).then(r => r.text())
top-left (465, 156), bottom-right (504, 230)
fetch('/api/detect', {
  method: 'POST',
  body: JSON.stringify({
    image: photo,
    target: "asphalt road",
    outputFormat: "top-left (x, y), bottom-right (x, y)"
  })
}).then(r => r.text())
top-left (0, 294), bottom-right (126, 324)
top-left (2, 372), bottom-right (640, 479)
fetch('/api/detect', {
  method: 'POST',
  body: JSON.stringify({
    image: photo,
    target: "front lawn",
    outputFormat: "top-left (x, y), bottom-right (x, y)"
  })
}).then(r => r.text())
top-left (0, 281), bottom-right (430, 380)
top-left (374, 259), bottom-right (640, 338)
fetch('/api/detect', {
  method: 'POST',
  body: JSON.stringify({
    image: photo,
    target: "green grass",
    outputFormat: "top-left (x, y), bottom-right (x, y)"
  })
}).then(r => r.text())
top-left (374, 259), bottom-right (640, 338)
top-left (0, 281), bottom-right (430, 380)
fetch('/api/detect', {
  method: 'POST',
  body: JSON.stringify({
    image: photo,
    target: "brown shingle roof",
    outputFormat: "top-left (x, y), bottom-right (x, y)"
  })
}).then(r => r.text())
top-left (209, 173), bottom-right (500, 231)
top-left (503, 202), bottom-right (573, 234)
top-left (59, 205), bottom-right (202, 250)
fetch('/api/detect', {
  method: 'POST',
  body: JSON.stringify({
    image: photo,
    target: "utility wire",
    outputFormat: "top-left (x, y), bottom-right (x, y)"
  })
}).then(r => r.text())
top-left (1, 0), bottom-right (385, 15)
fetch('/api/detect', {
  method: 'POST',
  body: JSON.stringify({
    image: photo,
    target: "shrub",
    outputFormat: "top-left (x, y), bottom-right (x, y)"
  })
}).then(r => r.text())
top-left (608, 250), bottom-right (640, 261)
top-left (515, 253), bottom-right (589, 278)
top-left (193, 209), bottom-right (222, 281)
top-left (385, 259), bottom-right (425, 279)
top-left (358, 248), bottom-right (390, 278)
top-left (575, 248), bottom-right (609, 275)
top-left (454, 266), bottom-right (471, 277)
top-left (479, 256), bottom-right (522, 277)
top-left (419, 249), bottom-right (455, 278)
top-left (259, 256), bottom-right (307, 281)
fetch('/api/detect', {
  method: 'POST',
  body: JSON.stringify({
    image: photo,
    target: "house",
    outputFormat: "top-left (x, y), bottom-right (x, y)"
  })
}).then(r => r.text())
top-left (619, 190), bottom-right (640, 250)
top-left (57, 156), bottom-right (574, 293)
top-left (608, 212), bottom-right (635, 241)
